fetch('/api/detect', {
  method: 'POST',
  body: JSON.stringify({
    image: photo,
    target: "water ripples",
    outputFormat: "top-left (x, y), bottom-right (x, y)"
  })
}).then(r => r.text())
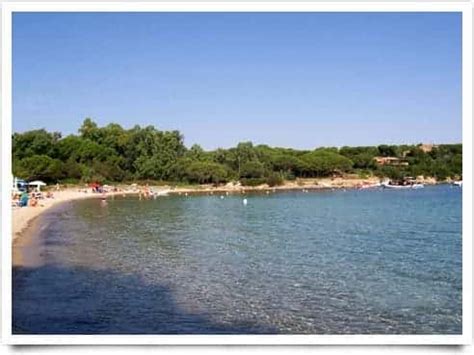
top-left (13, 186), bottom-right (462, 334)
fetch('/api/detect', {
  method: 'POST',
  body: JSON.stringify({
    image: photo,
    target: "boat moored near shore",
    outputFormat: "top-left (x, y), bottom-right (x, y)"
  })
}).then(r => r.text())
top-left (381, 179), bottom-right (424, 190)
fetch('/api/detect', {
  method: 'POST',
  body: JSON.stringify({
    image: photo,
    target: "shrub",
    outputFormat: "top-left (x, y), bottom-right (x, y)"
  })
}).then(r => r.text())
top-left (296, 179), bottom-right (305, 186)
top-left (266, 173), bottom-right (284, 187)
top-left (357, 170), bottom-right (371, 179)
top-left (240, 178), bottom-right (267, 186)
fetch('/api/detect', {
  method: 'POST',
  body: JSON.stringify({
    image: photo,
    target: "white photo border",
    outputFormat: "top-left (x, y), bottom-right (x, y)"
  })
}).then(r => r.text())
top-left (1, 1), bottom-right (472, 345)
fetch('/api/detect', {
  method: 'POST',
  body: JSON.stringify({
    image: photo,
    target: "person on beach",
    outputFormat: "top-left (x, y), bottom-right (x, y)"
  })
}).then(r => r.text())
top-left (30, 195), bottom-right (38, 207)
top-left (12, 193), bottom-right (21, 207)
top-left (19, 191), bottom-right (29, 207)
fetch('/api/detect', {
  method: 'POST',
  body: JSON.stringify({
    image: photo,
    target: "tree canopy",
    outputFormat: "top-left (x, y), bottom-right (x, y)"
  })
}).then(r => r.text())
top-left (12, 118), bottom-right (462, 184)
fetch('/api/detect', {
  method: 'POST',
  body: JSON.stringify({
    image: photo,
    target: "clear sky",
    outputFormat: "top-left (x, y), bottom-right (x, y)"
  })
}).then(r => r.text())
top-left (13, 12), bottom-right (462, 150)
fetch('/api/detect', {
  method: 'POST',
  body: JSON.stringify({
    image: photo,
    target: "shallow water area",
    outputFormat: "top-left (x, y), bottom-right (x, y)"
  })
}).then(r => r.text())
top-left (13, 185), bottom-right (462, 334)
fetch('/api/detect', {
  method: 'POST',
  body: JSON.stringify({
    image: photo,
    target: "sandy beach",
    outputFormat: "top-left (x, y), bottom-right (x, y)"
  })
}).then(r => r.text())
top-left (12, 189), bottom-right (138, 242)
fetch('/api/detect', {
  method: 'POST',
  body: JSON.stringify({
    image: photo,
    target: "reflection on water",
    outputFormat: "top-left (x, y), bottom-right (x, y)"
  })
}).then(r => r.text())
top-left (13, 186), bottom-right (462, 334)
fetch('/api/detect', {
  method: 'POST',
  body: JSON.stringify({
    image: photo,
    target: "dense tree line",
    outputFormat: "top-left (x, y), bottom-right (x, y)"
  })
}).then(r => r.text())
top-left (12, 118), bottom-right (463, 185)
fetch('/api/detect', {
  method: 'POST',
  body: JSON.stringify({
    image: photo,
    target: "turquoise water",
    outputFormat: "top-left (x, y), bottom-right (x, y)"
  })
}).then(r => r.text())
top-left (13, 185), bottom-right (462, 334)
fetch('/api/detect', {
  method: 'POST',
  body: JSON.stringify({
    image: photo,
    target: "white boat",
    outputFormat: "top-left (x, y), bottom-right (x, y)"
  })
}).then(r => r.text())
top-left (382, 183), bottom-right (412, 189)
top-left (381, 181), bottom-right (424, 189)
top-left (453, 181), bottom-right (463, 187)
top-left (154, 189), bottom-right (170, 197)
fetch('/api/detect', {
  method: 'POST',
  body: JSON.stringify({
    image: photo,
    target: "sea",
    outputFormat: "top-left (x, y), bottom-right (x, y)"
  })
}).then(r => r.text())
top-left (13, 185), bottom-right (462, 334)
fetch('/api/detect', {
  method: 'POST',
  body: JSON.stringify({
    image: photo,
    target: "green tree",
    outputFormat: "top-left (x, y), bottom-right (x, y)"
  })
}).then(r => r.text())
top-left (79, 118), bottom-right (101, 142)
top-left (300, 151), bottom-right (353, 177)
top-left (12, 129), bottom-right (60, 160)
top-left (16, 155), bottom-right (65, 182)
top-left (240, 160), bottom-right (265, 179)
top-left (11, 119), bottom-right (462, 184)
top-left (377, 145), bottom-right (398, 157)
top-left (185, 161), bottom-right (229, 184)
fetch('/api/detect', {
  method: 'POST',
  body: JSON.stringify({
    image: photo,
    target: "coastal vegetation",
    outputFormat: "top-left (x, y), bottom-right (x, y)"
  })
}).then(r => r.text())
top-left (13, 119), bottom-right (462, 185)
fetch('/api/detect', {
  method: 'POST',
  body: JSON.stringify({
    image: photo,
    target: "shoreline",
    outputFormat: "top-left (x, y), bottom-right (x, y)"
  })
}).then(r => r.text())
top-left (12, 189), bottom-right (137, 242)
top-left (12, 176), bottom-right (441, 244)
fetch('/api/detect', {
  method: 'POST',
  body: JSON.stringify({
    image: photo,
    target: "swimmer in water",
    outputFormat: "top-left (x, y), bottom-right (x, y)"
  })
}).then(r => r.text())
top-left (100, 191), bottom-right (107, 205)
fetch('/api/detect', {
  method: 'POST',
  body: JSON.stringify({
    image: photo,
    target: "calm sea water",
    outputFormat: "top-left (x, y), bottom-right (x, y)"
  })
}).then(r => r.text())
top-left (13, 185), bottom-right (462, 334)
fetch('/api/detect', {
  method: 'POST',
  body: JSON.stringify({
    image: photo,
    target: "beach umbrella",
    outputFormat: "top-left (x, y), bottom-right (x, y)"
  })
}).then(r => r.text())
top-left (28, 180), bottom-right (46, 191)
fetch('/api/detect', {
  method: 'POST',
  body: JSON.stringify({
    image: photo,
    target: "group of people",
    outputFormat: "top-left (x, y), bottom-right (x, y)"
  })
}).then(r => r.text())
top-left (138, 184), bottom-right (156, 200)
top-left (88, 182), bottom-right (120, 194)
top-left (12, 189), bottom-right (55, 208)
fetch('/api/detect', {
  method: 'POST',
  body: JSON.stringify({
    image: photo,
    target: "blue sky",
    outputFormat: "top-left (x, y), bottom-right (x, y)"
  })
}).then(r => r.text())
top-left (13, 12), bottom-right (462, 150)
